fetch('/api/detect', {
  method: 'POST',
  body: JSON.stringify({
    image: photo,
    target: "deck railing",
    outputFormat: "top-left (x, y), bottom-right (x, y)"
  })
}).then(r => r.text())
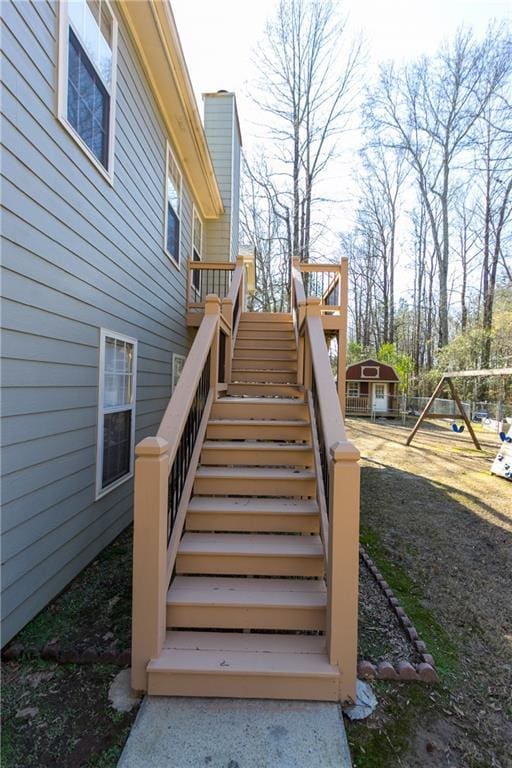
top-left (131, 266), bottom-right (245, 691)
top-left (299, 261), bottom-right (345, 314)
top-left (292, 258), bottom-right (348, 412)
top-left (346, 395), bottom-right (370, 414)
top-left (291, 265), bottom-right (360, 704)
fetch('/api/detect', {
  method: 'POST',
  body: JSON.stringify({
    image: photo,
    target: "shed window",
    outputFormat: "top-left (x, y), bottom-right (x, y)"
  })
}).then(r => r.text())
top-left (347, 382), bottom-right (360, 397)
top-left (59, 0), bottom-right (117, 177)
top-left (97, 330), bottom-right (137, 497)
top-left (165, 146), bottom-right (182, 266)
top-left (361, 366), bottom-right (379, 378)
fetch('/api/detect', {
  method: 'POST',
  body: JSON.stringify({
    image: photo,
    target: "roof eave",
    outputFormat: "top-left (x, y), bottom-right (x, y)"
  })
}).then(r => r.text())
top-left (118, 0), bottom-right (224, 219)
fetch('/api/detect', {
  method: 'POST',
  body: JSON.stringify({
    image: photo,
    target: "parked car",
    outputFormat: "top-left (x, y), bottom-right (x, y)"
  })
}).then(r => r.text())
top-left (472, 410), bottom-right (489, 422)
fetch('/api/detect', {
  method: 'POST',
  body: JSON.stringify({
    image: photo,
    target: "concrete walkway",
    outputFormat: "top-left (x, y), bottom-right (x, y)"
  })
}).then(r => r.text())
top-left (118, 697), bottom-right (352, 768)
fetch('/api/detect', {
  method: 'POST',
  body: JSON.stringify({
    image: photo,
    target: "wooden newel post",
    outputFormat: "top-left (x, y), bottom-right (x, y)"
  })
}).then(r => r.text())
top-left (131, 436), bottom-right (169, 692)
top-left (205, 294), bottom-right (220, 397)
top-left (328, 439), bottom-right (360, 703)
top-left (221, 296), bottom-right (233, 384)
top-left (338, 258), bottom-right (348, 415)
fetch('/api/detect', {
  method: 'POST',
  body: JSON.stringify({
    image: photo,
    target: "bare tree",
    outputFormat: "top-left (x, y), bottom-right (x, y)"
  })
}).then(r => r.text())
top-left (367, 24), bottom-right (511, 347)
top-left (253, 0), bottom-right (363, 262)
top-left (474, 95), bottom-right (512, 367)
top-left (240, 156), bottom-right (290, 311)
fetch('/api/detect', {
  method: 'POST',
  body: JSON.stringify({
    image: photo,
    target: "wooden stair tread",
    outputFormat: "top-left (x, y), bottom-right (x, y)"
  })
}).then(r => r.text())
top-left (150, 632), bottom-right (335, 677)
top-left (195, 466), bottom-right (315, 479)
top-left (207, 419), bottom-right (310, 427)
top-left (168, 576), bottom-right (327, 607)
top-left (178, 532), bottom-right (323, 557)
top-left (188, 497), bottom-right (318, 515)
top-left (231, 366), bottom-right (297, 371)
top-left (202, 441), bottom-right (311, 451)
top-left (218, 396), bottom-right (304, 405)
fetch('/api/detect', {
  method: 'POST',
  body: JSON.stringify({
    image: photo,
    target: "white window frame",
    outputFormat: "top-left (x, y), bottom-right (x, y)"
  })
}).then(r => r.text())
top-left (361, 366), bottom-right (380, 379)
top-left (172, 352), bottom-right (186, 392)
top-left (57, 0), bottom-right (118, 184)
top-left (347, 382), bottom-right (360, 398)
top-left (374, 383), bottom-right (386, 399)
top-left (96, 328), bottom-right (137, 500)
top-left (191, 206), bottom-right (203, 295)
top-left (164, 142), bottom-right (183, 268)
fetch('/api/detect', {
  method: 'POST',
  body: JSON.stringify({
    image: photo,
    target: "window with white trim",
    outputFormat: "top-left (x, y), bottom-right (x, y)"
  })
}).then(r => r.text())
top-left (58, 0), bottom-right (117, 177)
top-left (165, 145), bottom-right (182, 265)
top-left (347, 382), bottom-right (360, 398)
top-left (192, 208), bottom-right (203, 293)
top-left (96, 330), bottom-right (137, 497)
top-left (172, 353), bottom-right (186, 392)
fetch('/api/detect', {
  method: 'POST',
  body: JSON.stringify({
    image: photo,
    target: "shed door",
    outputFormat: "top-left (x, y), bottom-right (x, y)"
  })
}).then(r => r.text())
top-left (372, 383), bottom-right (387, 412)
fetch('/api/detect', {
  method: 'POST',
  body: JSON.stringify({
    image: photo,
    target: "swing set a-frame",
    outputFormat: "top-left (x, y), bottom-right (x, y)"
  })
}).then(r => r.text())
top-left (405, 368), bottom-right (512, 450)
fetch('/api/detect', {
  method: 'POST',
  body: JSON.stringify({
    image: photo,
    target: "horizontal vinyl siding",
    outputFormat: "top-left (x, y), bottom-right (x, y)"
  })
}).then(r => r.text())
top-left (203, 98), bottom-right (234, 261)
top-left (0, 0), bottom-right (195, 644)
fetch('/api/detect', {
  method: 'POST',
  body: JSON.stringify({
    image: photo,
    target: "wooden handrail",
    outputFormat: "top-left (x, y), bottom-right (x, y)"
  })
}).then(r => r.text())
top-left (157, 297), bottom-right (220, 465)
top-left (188, 260), bottom-right (236, 270)
top-left (291, 281), bottom-right (360, 703)
top-left (298, 262), bottom-right (341, 272)
top-left (132, 294), bottom-right (223, 692)
top-left (306, 304), bottom-right (348, 447)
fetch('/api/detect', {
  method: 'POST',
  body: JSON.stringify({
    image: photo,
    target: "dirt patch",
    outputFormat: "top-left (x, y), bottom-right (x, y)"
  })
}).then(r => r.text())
top-left (358, 560), bottom-right (418, 667)
top-left (7, 527), bottom-right (133, 658)
top-left (1, 528), bottom-right (137, 768)
top-left (1, 659), bottom-right (137, 768)
top-left (345, 417), bottom-right (512, 768)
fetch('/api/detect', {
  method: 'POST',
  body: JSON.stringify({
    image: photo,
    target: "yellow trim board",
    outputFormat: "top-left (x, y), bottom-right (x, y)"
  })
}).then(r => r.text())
top-left (118, 0), bottom-right (224, 219)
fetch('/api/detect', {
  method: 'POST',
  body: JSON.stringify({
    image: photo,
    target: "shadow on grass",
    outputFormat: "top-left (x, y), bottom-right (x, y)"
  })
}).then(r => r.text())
top-left (358, 462), bottom-right (511, 681)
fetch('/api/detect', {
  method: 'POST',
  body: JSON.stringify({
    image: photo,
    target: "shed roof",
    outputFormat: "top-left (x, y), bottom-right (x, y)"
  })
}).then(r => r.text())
top-left (346, 359), bottom-right (399, 382)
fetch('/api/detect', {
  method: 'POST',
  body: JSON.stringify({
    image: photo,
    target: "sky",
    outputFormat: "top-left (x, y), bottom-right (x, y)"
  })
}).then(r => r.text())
top-left (172, 0), bottom-right (512, 136)
top-left (171, 0), bottom-right (511, 302)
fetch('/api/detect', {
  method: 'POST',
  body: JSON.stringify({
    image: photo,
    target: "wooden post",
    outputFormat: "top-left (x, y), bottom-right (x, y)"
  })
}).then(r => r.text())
top-left (405, 375), bottom-right (446, 446)
top-left (131, 436), bottom-right (169, 692)
top-left (338, 259), bottom-right (348, 415)
top-left (328, 440), bottom-right (360, 703)
top-left (204, 294), bottom-right (220, 399)
top-left (304, 298), bottom-right (321, 389)
top-left (221, 296), bottom-right (233, 384)
top-left (446, 377), bottom-right (481, 450)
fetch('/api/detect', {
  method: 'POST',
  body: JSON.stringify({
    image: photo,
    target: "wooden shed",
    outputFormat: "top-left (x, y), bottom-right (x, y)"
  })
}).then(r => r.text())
top-left (345, 359), bottom-right (400, 416)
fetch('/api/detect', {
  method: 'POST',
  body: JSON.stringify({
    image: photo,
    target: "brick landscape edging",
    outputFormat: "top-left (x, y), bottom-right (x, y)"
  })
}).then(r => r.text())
top-left (358, 545), bottom-right (439, 683)
top-left (2, 641), bottom-right (131, 667)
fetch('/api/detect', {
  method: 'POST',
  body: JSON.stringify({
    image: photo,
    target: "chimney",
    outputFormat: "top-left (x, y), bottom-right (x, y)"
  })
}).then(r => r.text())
top-left (202, 91), bottom-right (242, 262)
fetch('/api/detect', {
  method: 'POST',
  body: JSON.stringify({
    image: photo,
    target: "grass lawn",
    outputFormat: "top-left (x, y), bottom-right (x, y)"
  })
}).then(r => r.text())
top-left (1, 528), bottom-right (139, 768)
top-left (2, 418), bottom-right (510, 767)
top-left (345, 417), bottom-right (512, 768)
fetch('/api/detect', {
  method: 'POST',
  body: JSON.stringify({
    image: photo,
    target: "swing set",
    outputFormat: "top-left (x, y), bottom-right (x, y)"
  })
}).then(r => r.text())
top-left (405, 368), bottom-right (512, 450)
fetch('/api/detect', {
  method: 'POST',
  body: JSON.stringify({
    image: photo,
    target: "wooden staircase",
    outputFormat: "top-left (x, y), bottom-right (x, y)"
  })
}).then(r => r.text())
top-left (146, 312), bottom-right (341, 699)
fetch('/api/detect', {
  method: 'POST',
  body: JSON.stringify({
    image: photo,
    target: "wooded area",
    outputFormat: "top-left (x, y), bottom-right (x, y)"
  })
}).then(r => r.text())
top-left (240, 0), bottom-right (511, 402)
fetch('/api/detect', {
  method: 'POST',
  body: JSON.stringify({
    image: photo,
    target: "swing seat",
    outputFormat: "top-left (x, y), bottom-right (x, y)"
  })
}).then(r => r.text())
top-left (451, 423), bottom-right (464, 433)
top-left (499, 431), bottom-right (512, 443)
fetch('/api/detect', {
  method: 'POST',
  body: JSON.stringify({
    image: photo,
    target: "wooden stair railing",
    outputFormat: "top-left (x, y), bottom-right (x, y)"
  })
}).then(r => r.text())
top-left (131, 266), bottom-right (245, 690)
top-left (291, 265), bottom-right (361, 703)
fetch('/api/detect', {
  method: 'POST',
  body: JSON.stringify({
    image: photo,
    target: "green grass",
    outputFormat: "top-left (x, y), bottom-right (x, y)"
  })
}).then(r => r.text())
top-left (346, 682), bottom-right (438, 768)
top-left (13, 527), bottom-right (132, 652)
top-left (360, 523), bottom-right (458, 681)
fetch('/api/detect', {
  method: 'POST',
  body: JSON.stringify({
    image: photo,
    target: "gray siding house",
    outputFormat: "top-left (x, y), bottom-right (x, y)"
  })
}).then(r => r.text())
top-left (1, 0), bottom-right (240, 645)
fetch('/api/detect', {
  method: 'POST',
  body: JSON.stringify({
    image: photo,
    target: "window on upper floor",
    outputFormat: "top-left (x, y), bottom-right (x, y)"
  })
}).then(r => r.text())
top-left (96, 330), bottom-right (137, 498)
top-left (165, 145), bottom-right (182, 266)
top-left (58, 0), bottom-right (117, 180)
top-left (192, 207), bottom-right (203, 293)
